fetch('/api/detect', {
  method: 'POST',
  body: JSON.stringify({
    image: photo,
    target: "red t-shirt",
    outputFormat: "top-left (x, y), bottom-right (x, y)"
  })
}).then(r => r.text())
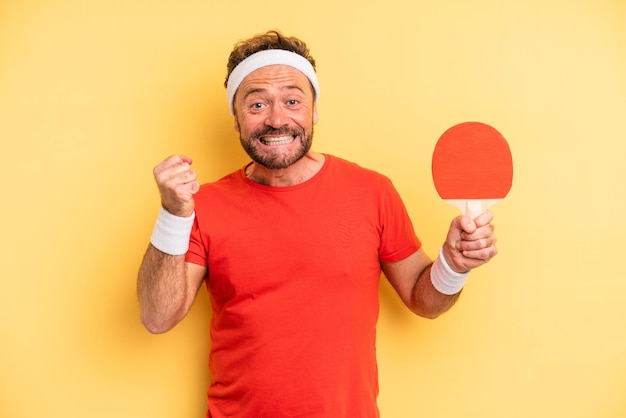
top-left (186, 155), bottom-right (421, 418)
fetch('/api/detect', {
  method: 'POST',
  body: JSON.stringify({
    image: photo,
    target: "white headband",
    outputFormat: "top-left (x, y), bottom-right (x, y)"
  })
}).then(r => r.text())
top-left (226, 49), bottom-right (320, 115)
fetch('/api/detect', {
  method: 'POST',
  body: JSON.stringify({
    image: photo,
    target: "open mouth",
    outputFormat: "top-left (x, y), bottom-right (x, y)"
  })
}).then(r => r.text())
top-left (259, 135), bottom-right (296, 146)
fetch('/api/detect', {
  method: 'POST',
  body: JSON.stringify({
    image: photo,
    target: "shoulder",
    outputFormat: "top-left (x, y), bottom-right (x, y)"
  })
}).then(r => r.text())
top-left (325, 154), bottom-right (394, 187)
top-left (193, 168), bottom-right (244, 201)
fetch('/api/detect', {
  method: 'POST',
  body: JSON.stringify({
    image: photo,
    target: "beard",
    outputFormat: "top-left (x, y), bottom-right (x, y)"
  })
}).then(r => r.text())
top-left (240, 125), bottom-right (314, 169)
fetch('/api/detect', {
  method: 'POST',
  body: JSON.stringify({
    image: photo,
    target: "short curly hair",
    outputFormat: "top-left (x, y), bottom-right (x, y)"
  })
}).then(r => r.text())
top-left (224, 30), bottom-right (317, 88)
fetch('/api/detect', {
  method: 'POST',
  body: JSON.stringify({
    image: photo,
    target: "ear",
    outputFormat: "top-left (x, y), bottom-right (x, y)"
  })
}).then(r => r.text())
top-left (312, 101), bottom-right (319, 125)
top-left (233, 114), bottom-right (240, 132)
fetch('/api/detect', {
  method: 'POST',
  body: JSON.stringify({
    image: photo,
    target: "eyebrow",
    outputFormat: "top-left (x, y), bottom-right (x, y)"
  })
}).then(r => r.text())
top-left (242, 85), bottom-right (307, 101)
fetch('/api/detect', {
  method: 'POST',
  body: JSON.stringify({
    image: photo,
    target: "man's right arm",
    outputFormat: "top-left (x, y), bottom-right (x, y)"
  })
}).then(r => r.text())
top-left (137, 246), bottom-right (206, 334)
top-left (137, 155), bottom-right (203, 334)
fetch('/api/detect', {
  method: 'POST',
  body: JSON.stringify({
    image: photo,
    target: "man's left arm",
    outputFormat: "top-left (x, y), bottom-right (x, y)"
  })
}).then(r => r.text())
top-left (382, 211), bottom-right (498, 319)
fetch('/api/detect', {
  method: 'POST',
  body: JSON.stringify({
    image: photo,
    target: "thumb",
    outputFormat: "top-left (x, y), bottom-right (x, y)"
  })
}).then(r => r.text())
top-left (190, 181), bottom-right (200, 195)
top-left (457, 215), bottom-right (476, 234)
top-left (446, 215), bottom-right (475, 250)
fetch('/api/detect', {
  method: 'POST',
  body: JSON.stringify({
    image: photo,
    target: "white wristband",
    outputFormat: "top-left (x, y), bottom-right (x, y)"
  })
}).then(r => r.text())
top-left (430, 246), bottom-right (469, 295)
top-left (150, 206), bottom-right (195, 256)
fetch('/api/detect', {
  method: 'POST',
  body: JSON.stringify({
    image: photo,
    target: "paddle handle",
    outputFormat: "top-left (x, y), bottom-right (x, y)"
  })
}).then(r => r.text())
top-left (444, 199), bottom-right (502, 219)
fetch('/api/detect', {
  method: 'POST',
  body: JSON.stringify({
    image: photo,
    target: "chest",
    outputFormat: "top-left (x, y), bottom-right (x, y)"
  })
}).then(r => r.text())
top-left (199, 184), bottom-right (384, 310)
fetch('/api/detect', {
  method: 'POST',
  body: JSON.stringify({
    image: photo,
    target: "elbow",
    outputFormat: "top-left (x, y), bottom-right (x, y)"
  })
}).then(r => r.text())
top-left (412, 306), bottom-right (446, 320)
top-left (409, 292), bottom-right (459, 320)
top-left (140, 312), bottom-right (179, 334)
top-left (138, 294), bottom-right (189, 334)
top-left (417, 311), bottom-right (441, 320)
top-left (142, 321), bottom-right (171, 335)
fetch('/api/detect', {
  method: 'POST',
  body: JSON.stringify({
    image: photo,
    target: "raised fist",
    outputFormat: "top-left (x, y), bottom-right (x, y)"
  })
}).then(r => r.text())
top-left (153, 155), bottom-right (200, 217)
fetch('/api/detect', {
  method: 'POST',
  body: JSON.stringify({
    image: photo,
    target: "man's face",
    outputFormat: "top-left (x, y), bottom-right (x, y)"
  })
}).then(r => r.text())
top-left (233, 65), bottom-right (318, 169)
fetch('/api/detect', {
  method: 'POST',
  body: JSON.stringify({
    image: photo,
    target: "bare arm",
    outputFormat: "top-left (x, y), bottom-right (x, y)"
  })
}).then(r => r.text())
top-left (137, 246), bottom-right (206, 333)
top-left (382, 248), bottom-right (460, 318)
top-left (137, 155), bottom-right (203, 333)
top-left (382, 211), bottom-right (498, 319)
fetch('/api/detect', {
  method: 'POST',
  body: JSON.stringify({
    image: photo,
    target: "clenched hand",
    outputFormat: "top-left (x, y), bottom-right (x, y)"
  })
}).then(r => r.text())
top-left (153, 155), bottom-right (200, 217)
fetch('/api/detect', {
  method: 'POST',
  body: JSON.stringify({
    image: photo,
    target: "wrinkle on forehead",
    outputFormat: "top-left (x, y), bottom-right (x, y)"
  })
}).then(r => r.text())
top-left (237, 65), bottom-right (314, 99)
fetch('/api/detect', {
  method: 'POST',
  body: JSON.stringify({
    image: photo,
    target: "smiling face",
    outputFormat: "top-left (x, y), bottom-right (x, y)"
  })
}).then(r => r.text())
top-left (233, 65), bottom-right (318, 170)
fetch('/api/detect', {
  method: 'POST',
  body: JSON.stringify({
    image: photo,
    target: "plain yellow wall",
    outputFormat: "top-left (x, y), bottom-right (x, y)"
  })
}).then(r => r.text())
top-left (1, 0), bottom-right (625, 417)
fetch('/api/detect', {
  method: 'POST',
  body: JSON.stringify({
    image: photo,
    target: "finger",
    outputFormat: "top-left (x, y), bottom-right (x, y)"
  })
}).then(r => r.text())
top-left (459, 215), bottom-right (477, 234)
top-left (461, 210), bottom-right (495, 239)
top-left (164, 170), bottom-right (198, 198)
top-left (445, 217), bottom-right (463, 250)
top-left (189, 180), bottom-right (200, 195)
top-left (154, 155), bottom-right (194, 177)
top-left (473, 210), bottom-right (494, 228)
top-left (165, 161), bottom-right (194, 178)
top-left (462, 244), bottom-right (498, 262)
top-left (461, 223), bottom-right (495, 241)
top-left (458, 234), bottom-right (497, 252)
top-left (161, 179), bottom-right (198, 216)
top-left (154, 155), bottom-right (182, 174)
top-left (175, 167), bottom-right (197, 183)
top-left (171, 182), bottom-right (198, 201)
top-left (156, 162), bottom-right (196, 189)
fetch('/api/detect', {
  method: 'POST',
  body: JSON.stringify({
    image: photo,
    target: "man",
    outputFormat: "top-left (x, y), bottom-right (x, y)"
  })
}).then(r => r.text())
top-left (137, 30), bottom-right (497, 418)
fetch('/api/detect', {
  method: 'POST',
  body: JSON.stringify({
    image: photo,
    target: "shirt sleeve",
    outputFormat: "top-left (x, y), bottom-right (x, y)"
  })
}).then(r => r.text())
top-left (378, 177), bottom-right (421, 263)
top-left (185, 215), bottom-right (208, 267)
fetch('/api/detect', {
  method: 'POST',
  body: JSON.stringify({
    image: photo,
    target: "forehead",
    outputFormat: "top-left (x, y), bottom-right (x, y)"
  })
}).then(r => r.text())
top-left (237, 65), bottom-right (312, 94)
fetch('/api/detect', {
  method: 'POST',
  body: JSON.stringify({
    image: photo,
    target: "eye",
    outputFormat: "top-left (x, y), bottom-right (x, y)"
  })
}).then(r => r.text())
top-left (287, 99), bottom-right (299, 106)
top-left (251, 102), bottom-right (265, 110)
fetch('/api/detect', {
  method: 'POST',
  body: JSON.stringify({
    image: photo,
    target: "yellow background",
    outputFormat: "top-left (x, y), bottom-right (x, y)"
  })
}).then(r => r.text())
top-left (1, 0), bottom-right (625, 417)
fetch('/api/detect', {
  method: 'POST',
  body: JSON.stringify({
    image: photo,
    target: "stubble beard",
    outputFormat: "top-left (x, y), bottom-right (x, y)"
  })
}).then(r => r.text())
top-left (240, 126), bottom-right (314, 170)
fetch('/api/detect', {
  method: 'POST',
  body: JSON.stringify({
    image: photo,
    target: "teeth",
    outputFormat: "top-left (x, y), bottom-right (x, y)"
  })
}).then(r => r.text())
top-left (260, 135), bottom-right (294, 145)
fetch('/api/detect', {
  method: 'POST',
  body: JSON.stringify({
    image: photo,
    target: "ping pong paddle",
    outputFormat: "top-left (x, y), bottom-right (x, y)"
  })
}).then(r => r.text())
top-left (432, 121), bottom-right (513, 219)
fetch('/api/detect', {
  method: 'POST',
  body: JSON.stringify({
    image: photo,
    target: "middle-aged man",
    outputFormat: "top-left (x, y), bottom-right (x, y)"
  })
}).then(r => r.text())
top-left (138, 30), bottom-right (498, 418)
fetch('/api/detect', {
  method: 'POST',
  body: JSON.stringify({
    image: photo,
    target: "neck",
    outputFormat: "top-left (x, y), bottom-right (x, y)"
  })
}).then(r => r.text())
top-left (245, 152), bottom-right (325, 187)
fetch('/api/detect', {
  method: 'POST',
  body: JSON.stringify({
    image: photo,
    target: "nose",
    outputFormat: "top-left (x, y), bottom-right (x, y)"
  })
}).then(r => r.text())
top-left (265, 103), bottom-right (288, 128)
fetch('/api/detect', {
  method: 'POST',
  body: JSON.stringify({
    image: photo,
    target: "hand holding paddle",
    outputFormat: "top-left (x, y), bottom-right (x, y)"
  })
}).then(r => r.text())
top-left (432, 122), bottom-right (513, 219)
